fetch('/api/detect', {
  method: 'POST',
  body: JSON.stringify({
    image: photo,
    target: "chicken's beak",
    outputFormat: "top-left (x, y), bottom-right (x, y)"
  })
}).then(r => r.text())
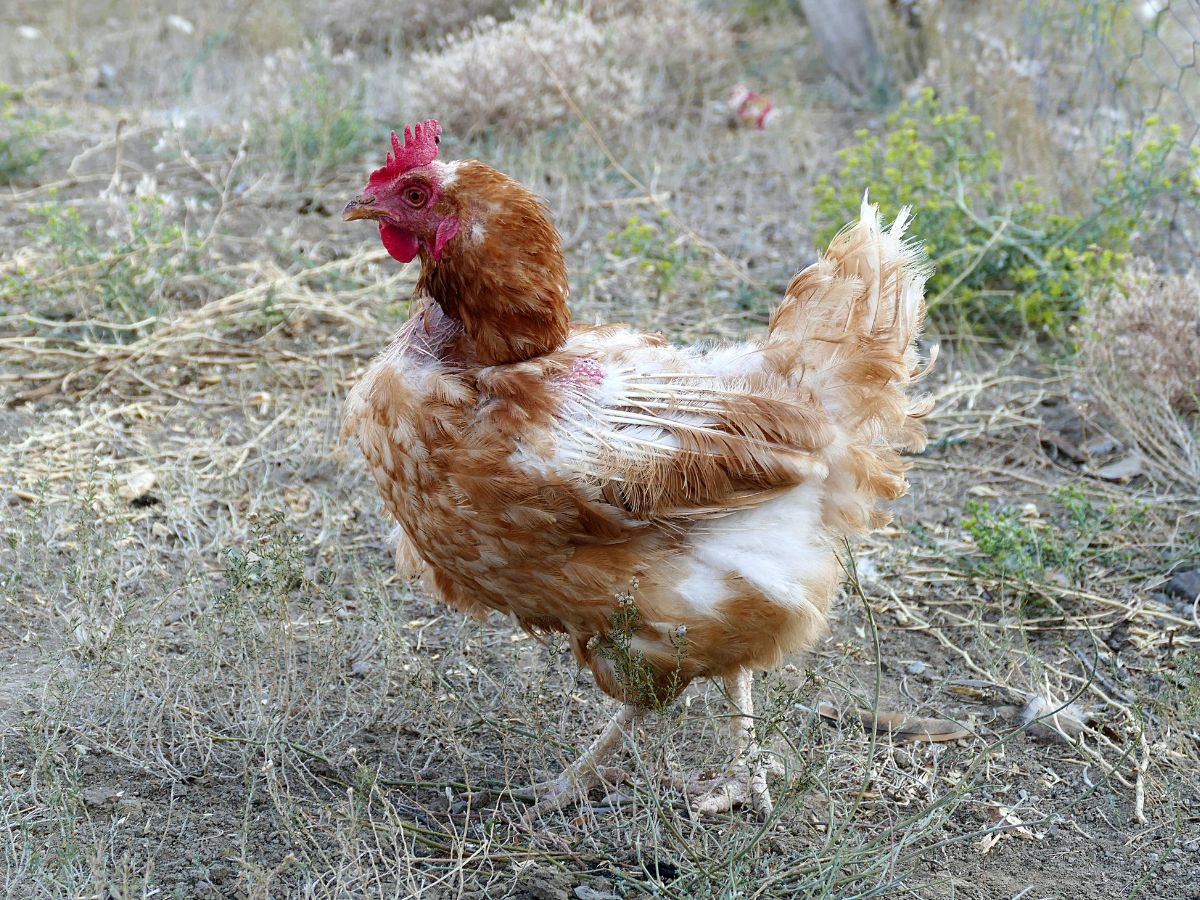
top-left (343, 195), bottom-right (382, 222)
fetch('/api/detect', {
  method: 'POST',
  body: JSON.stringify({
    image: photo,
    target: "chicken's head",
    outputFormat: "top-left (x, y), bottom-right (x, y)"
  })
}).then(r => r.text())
top-left (343, 119), bottom-right (461, 263)
top-left (343, 120), bottom-right (571, 365)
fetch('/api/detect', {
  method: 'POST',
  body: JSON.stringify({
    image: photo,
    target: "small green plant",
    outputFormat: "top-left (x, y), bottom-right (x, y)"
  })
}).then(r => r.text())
top-left (593, 578), bottom-right (689, 711)
top-left (9, 188), bottom-right (200, 340)
top-left (0, 82), bottom-right (48, 183)
top-left (1092, 119), bottom-right (1197, 248)
top-left (961, 483), bottom-right (1147, 584)
top-left (606, 211), bottom-right (697, 301)
top-left (1154, 652), bottom-right (1199, 728)
top-left (277, 47), bottom-right (372, 182)
top-left (813, 91), bottom-right (1194, 336)
top-left (218, 513), bottom-right (320, 622)
top-left (961, 500), bottom-right (1047, 579)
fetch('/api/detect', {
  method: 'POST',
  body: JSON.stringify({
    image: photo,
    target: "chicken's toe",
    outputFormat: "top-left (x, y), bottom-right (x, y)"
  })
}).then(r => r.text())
top-left (518, 766), bottom-right (628, 825)
top-left (676, 755), bottom-right (785, 820)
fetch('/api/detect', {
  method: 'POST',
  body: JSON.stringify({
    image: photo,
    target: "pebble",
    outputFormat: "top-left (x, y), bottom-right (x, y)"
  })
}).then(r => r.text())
top-left (1165, 569), bottom-right (1200, 610)
top-left (1086, 438), bottom-right (1119, 456)
top-left (574, 887), bottom-right (619, 900)
top-left (97, 63), bottom-right (118, 89)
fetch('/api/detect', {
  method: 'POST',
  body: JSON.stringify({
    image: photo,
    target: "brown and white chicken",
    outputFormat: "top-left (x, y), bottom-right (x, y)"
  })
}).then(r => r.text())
top-left (342, 120), bottom-right (932, 819)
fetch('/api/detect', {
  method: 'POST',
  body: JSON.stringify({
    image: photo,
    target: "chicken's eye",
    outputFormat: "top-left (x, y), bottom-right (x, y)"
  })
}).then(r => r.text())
top-left (402, 186), bottom-right (427, 208)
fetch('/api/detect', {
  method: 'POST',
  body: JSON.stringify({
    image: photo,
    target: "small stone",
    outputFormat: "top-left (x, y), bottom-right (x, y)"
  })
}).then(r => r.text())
top-left (96, 63), bottom-right (118, 89)
top-left (117, 469), bottom-right (156, 503)
top-left (1095, 453), bottom-right (1145, 482)
top-left (904, 660), bottom-right (926, 676)
top-left (1086, 438), bottom-right (1119, 456)
top-left (81, 786), bottom-right (121, 809)
top-left (165, 14), bottom-right (195, 34)
top-left (574, 887), bottom-right (618, 900)
top-left (1165, 569), bottom-right (1200, 604)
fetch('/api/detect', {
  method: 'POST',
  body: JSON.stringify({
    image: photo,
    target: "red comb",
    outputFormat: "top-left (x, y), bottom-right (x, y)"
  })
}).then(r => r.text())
top-left (369, 119), bottom-right (441, 185)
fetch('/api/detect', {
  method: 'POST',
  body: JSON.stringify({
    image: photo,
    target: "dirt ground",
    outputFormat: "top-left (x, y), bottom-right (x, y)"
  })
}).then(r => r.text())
top-left (2, 2), bottom-right (1199, 898)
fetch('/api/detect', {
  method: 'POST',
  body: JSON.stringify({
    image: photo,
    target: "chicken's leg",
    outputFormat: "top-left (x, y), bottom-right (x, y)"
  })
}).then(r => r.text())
top-left (682, 667), bottom-right (783, 820)
top-left (520, 705), bottom-right (641, 823)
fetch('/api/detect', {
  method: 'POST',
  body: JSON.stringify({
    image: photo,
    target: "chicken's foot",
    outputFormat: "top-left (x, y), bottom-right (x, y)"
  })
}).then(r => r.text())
top-left (519, 704), bottom-right (641, 824)
top-left (677, 667), bottom-right (782, 820)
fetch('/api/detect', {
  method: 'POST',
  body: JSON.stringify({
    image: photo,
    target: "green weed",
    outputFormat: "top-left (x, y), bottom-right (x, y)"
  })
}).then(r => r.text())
top-left (276, 47), bottom-right (372, 183)
top-left (961, 483), bottom-right (1147, 584)
top-left (594, 579), bottom-right (689, 711)
top-left (1154, 652), bottom-right (1198, 728)
top-left (813, 91), bottom-right (1195, 336)
top-left (606, 211), bottom-right (703, 302)
top-left (8, 189), bottom-right (200, 340)
top-left (0, 82), bottom-right (49, 183)
top-left (961, 500), bottom-right (1046, 579)
top-left (217, 512), bottom-right (331, 624)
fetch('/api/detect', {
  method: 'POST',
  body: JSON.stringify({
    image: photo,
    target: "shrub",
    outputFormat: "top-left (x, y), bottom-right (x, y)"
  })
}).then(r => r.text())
top-left (813, 91), bottom-right (1194, 336)
top-left (0, 82), bottom-right (48, 183)
top-left (1086, 262), bottom-right (1200, 414)
top-left (276, 45), bottom-right (373, 182)
top-left (312, 0), bottom-right (515, 51)
top-left (7, 183), bottom-right (200, 341)
top-left (1083, 261), bottom-right (1200, 489)
top-left (406, 1), bottom-right (732, 138)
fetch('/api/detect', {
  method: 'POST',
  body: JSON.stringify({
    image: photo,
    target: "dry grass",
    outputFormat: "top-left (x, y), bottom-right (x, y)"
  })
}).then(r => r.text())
top-left (2, 1), bottom-right (1199, 897)
top-left (1085, 261), bottom-right (1200, 414)
top-left (1083, 261), bottom-right (1200, 490)
top-left (406, 1), bottom-right (733, 138)
top-left (313, 0), bottom-right (516, 52)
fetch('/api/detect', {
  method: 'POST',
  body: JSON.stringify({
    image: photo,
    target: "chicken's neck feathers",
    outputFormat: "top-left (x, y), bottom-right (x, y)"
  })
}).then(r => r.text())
top-left (417, 161), bottom-right (571, 367)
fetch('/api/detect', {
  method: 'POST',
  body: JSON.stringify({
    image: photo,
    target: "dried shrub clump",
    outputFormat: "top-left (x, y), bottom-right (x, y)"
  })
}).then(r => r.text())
top-left (1084, 261), bottom-right (1200, 488)
top-left (1086, 262), bottom-right (1200, 414)
top-left (310, 0), bottom-right (516, 51)
top-left (406, 1), bottom-right (733, 138)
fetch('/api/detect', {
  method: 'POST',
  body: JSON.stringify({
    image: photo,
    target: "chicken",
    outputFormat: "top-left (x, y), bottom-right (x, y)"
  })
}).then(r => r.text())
top-left (342, 120), bottom-right (933, 819)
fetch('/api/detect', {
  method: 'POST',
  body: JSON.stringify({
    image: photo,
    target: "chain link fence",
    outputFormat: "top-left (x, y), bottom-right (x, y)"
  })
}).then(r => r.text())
top-left (967, 0), bottom-right (1200, 264)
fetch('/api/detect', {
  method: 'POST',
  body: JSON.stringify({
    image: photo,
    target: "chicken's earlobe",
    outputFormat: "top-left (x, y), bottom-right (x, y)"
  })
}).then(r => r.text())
top-left (431, 216), bottom-right (461, 261)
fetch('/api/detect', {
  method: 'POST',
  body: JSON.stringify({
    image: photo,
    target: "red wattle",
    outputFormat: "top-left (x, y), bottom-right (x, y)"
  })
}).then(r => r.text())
top-left (379, 223), bottom-right (420, 263)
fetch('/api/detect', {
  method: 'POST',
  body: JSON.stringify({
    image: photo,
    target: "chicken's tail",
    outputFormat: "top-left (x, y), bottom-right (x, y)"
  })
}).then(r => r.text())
top-left (767, 196), bottom-right (935, 533)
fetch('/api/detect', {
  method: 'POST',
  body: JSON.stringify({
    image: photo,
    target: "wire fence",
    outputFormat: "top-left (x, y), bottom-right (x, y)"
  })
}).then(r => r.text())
top-left (929, 0), bottom-right (1200, 266)
top-left (1031, 0), bottom-right (1199, 262)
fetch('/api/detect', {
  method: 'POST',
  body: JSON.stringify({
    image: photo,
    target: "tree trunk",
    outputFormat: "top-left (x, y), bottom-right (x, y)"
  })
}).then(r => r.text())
top-left (797, 0), bottom-right (889, 98)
